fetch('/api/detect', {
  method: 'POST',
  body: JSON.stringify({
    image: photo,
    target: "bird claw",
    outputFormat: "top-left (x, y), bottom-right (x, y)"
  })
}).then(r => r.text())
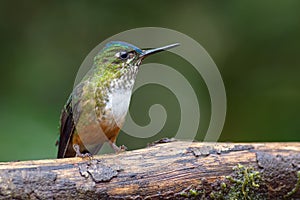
top-left (110, 143), bottom-right (127, 153)
top-left (73, 144), bottom-right (93, 159)
top-left (119, 145), bottom-right (127, 151)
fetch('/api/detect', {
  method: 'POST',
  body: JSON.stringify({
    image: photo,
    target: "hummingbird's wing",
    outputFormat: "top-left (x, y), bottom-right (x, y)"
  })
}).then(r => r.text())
top-left (57, 95), bottom-right (76, 158)
top-left (57, 79), bottom-right (110, 158)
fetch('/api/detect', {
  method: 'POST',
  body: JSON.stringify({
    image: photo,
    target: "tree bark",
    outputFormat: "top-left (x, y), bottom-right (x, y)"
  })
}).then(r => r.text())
top-left (0, 140), bottom-right (300, 199)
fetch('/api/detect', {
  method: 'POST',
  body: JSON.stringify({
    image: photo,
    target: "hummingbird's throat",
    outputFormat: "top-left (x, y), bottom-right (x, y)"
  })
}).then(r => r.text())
top-left (96, 65), bottom-right (139, 133)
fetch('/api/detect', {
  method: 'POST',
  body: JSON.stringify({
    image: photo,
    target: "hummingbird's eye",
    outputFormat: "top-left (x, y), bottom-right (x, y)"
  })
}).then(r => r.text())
top-left (119, 51), bottom-right (129, 60)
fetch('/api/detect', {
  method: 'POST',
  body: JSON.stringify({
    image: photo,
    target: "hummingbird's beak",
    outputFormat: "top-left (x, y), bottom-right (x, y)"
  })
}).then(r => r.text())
top-left (140, 43), bottom-right (180, 58)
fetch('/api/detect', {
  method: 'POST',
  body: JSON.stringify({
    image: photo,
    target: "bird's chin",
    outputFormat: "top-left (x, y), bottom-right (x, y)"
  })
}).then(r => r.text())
top-left (137, 58), bottom-right (144, 66)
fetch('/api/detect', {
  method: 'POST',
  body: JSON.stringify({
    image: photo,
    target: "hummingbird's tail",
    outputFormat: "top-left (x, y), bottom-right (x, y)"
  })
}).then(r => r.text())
top-left (57, 95), bottom-right (77, 158)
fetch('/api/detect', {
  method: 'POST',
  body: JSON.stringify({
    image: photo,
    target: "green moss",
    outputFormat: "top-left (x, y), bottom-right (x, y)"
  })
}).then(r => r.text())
top-left (179, 191), bottom-right (189, 197)
top-left (209, 181), bottom-right (227, 200)
top-left (210, 190), bottom-right (224, 200)
top-left (284, 171), bottom-right (300, 199)
top-left (180, 188), bottom-right (205, 198)
top-left (221, 182), bottom-right (227, 190)
top-left (189, 189), bottom-right (200, 196)
top-left (224, 164), bottom-right (263, 200)
top-left (180, 164), bottom-right (266, 200)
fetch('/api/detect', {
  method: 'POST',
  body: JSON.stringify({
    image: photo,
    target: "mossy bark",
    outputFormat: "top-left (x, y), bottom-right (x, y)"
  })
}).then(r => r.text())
top-left (0, 141), bottom-right (299, 199)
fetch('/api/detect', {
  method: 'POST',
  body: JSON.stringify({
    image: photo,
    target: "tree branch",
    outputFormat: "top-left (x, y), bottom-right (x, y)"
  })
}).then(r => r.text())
top-left (0, 141), bottom-right (300, 199)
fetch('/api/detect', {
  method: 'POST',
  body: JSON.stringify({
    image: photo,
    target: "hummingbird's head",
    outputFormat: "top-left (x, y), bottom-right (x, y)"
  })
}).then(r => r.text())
top-left (94, 41), bottom-right (179, 72)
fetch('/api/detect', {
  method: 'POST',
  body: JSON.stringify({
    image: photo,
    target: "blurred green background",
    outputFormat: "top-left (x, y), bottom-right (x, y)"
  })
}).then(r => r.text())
top-left (0, 1), bottom-right (299, 161)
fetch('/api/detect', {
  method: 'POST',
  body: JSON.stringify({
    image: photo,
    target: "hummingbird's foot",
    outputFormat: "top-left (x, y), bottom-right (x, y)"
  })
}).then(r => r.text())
top-left (73, 144), bottom-right (93, 159)
top-left (110, 142), bottom-right (127, 153)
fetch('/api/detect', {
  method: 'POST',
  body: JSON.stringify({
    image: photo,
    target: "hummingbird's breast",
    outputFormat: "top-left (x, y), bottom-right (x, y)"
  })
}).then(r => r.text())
top-left (105, 87), bottom-right (132, 127)
top-left (96, 66), bottom-right (138, 130)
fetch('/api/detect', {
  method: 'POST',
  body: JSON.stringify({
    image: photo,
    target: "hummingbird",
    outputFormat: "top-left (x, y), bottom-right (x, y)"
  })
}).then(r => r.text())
top-left (57, 41), bottom-right (179, 158)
